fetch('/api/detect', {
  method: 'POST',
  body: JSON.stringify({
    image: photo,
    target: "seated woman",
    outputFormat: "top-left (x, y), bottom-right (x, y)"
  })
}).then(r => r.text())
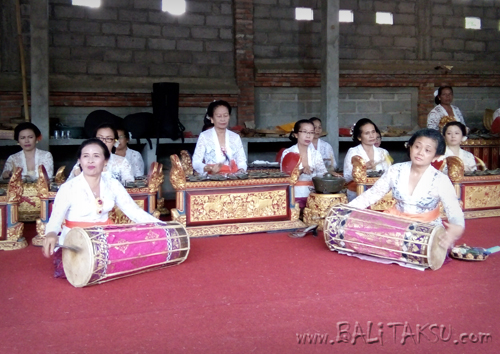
top-left (114, 127), bottom-right (145, 177)
top-left (68, 123), bottom-right (134, 184)
top-left (281, 119), bottom-right (327, 209)
top-left (42, 139), bottom-right (161, 275)
top-left (427, 86), bottom-right (466, 131)
top-left (374, 131), bottom-right (382, 148)
top-left (192, 100), bottom-right (247, 175)
top-left (343, 118), bottom-right (392, 201)
top-left (442, 121), bottom-right (477, 174)
top-left (2, 122), bottom-right (53, 180)
top-left (309, 117), bottom-right (337, 170)
top-left (349, 129), bottom-right (464, 250)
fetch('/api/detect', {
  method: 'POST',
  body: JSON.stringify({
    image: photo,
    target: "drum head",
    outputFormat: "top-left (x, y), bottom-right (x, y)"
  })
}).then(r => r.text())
top-left (62, 228), bottom-right (94, 287)
top-left (427, 226), bottom-right (447, 270)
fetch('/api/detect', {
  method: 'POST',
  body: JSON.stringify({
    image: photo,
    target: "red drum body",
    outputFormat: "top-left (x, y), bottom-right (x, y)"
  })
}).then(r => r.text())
top-left (62, 222), bottom-right (190, 287)
top-left (323, 205), bottom-right (447, 270)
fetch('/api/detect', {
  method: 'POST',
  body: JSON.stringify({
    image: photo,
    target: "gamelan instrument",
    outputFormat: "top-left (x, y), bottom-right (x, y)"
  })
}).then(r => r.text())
top-left (62, 222), bottom-right (190, 287)
top-left (323, 205), bottom-right (447, 270)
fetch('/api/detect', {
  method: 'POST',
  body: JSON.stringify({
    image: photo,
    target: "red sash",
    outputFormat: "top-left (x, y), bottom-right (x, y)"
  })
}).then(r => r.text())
top-left (384, 207), bottom-right (440, 223)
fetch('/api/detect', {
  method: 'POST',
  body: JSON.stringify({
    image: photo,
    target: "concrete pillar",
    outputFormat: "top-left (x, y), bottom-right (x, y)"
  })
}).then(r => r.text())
top-left (321, 0), bottom-right (340, 166)
top-left (1, 0), bottom-right (20, 73)
top-left (30, 0), bottom-right (49, 151)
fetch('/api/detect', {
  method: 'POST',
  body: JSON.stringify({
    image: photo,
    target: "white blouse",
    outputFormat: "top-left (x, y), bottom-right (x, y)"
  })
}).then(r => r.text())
top-left (68, 154), bottom-right (134, 184)
top-left (312, 139), bottom-right (337, 169)
top-left (343, 144), bottom-right (391, 184)
top-left (2, 148), bottom-right (54, 179)
top-left (348, 162), bottom-right (465, 227)
top-left (442, 147), bottom-right (477, 173)
top-left (427, 104), bottom-right (466, 131)
top-left (192, 128), bottom-right (247, 175)
top-left (281, 144), bottom-right (327, 198)
top-left (124, 148), bottom-right (145, 177)
top-left (45, 173), bottom-right (160, 245)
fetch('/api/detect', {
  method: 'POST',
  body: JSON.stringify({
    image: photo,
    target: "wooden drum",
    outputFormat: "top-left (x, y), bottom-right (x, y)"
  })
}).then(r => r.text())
top-left (323, 205), bottom-right (447, 270)
top-left (62, 222), bottom-right (190, 287)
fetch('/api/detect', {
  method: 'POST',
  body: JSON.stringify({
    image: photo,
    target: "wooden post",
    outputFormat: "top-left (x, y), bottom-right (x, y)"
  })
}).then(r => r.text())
top-left (15, 0), bottom-right (29, 122)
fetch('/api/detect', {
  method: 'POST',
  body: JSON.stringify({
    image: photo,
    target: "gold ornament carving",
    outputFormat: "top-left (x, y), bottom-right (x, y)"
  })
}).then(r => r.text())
top-left (189, 190), bottom-right (288, 222)
top-left (171, 208), bottom-right (186, 225)
top-left (187, 219), bottom-right (306, 237)
top-left (170, 155), bottom-right (186, 190)
top-left (369, 191), bottom-right (396, 211)
top-left (0, 222), bottom-right (27, 251)
top-left (180, 150), bottom-right (194, 176)
top-left (147, 162), bottom-right (164, 194)
top-left (289, 161), bottom-right (301, 186)
top-left (303, 193), bottom-right (348, 230)
top-left (185, 178), bottom-right (291, 189)
top-left (54, 166), bottom-right (67, 184)
top-left (463, 185), bottom-right (500, 209)
top-left (291, 203), bottom-right (300, 221)
top-left (464, 209), bottom-right (500, 219)
top-left (7, 167), bottom-right (23, 204)
top-left (37, 165), bottom-right (50, 198)
top-left (462, 138), bottom-right (500, 146)
top-left (446, 156), bottom-right (464, 183)
top-left (352, 156), bottom-right (367, 184)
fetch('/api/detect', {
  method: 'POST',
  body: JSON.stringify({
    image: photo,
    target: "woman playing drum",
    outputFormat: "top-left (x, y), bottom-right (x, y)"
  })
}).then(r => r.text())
top-left (192, 100), bottom-right (247, 175)
top-left (348, 128), bottom-right (464, 249)
top-left (42, 139), bottom-right (160, 275)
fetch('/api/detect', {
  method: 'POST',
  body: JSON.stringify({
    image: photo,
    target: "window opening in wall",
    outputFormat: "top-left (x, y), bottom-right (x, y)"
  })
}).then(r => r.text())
top-left (339, 10), bottom-right (354, 23)
top-left (295, 7), bottom-right (314, 21)
top-left (376, 12), bottom-right (393, 25)
top-left (162, 0), bottom-right (186, 15)
top-left (465, 17), bottom-right (481, 30)
top-left (72, 0), bottom-right (100, 7)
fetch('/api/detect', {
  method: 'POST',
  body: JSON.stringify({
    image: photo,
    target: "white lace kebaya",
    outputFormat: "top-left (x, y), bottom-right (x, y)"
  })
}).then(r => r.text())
top-left (348, 161), bottom-right (465, 227)
top-left (281, 144), bottom-right (327, 198)
top-left (45, 173), bottom-right (160, 245)
top-left (427, 104), bottom-right (466, 130)
top-left (2, 148), bottom-right (54, 179)
top-left (124, 148), bottom-right (145, 177)
top-left (442, 146), bottom-right (477, 174)
top-left (67, 154), bottom-right (134, 184)
top-left (192, 128), bottom-right (247, 175)
top-left (312, 139), bottom-right (337, 169)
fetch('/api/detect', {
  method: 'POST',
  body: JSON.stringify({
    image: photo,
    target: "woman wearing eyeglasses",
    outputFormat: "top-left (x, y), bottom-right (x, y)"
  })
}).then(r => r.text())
top-left (343, 118), bottom-right (392, 201)
top-left (114, 127), bottom-right (145, 177)
top-left (192, 100), bottom-right (247, 175)
top-left (67, 123), bottom-right (134, 184)
top-left (280, 119), bottom-right (327, 208)
top-left (309, 117), bottom-right (336, 170)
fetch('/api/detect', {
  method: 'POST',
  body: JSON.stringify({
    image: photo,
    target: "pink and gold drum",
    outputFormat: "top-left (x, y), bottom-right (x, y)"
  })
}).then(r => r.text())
top-left (323, 205), bottom-right (447, 270)
top-left (62, 222), bottom-right (190, 287)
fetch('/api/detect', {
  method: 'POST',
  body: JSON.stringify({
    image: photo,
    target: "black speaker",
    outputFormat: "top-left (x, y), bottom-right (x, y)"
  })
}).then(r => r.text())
top-left (152, 82), bottom-right (184, 140)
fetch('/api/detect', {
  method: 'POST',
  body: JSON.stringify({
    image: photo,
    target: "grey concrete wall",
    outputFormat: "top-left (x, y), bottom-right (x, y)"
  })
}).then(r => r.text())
top-left (254, 0), bottom-right (500, 62)
top-left (255, 86), bottom-right (418, 130)
top-left (452, 87), bottom-right (500, 128)
top-left (48, 0), bottom-right (234, 80)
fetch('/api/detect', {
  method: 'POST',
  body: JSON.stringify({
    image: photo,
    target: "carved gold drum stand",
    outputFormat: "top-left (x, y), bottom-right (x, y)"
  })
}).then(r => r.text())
top-left (303, 192), bottom-right (348, 230)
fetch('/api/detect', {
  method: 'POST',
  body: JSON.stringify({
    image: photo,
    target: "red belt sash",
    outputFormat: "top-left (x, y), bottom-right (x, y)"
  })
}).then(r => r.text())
top-left (65, 219), bottom-right (113, 228)
top-left (384, 207), bottom-right (440, 223)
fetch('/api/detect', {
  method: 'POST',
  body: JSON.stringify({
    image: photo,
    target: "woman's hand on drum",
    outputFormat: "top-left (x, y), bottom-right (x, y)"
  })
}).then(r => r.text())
top-left (42, 232), bottom-right (59, 258)
top-left (440, 221), bottom-right (464, 249)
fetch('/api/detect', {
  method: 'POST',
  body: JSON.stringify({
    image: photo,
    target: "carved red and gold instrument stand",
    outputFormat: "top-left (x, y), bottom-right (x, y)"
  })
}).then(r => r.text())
top-left (33, 163), bottom-right (163, 246)
top-left (446, 156), bottom-right (500, 219)
top-left (303, 193), bottom-right (347, 230)
top-left (0, 167), bottom-right (26, 251)
top-left (169, 154), bottom-right (305, 237)
top-left (461, 138), bottom-right (500, 170)
top-left (351, 156), bottom-right (396, 211)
